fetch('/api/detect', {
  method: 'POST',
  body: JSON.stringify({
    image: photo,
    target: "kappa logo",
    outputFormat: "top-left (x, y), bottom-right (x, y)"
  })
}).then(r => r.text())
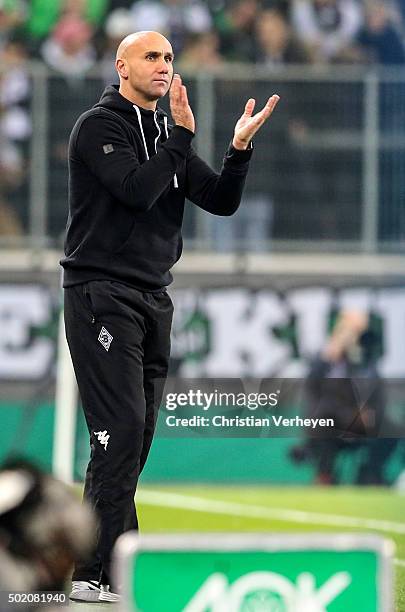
top-left (94, 430), bottom-right (110, 450)
top-left (103, 143), bottom-right (114, 154)
top-left (98, 326), bottom-right (113, 351)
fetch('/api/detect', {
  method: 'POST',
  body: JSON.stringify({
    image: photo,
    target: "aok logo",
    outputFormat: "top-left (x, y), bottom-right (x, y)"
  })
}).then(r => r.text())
top-left (183, 570), bottom-right (351, 612)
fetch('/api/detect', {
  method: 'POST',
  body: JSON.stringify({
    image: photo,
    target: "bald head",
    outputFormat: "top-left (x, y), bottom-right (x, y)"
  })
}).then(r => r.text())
top-left (116, 31), bottom-right (172, 61)
top-left (115, 30), bottom-right (174, 109)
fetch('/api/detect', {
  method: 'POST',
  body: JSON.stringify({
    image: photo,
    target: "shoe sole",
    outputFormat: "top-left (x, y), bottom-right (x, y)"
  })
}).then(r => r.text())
top-left (98, 592), bottom-right (120, 603)
top-left (69, 591), bottom-right (101, 603)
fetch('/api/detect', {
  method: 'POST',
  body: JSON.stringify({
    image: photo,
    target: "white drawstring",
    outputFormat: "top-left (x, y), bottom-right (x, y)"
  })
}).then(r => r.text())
top-left (133, 104), bottom-right (149, 160)
top-left (134, 105), bottom-right (178, 189)
top-left (153, 111), bottom-right (161, 154)
top-left (163, 115), bottom-right (178, 189)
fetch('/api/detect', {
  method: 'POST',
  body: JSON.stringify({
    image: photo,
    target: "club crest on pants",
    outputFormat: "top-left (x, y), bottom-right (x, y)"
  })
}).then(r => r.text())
top-left (98, 326), bottom-right (113, 351)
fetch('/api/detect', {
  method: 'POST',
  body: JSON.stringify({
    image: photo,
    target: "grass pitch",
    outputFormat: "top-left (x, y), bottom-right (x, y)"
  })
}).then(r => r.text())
top-left (72, 484), bottom-right (405, 611)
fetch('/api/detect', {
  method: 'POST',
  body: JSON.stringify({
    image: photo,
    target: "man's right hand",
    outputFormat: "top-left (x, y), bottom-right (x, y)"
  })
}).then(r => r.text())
top-left (169, 74), bottom-right (195, 134)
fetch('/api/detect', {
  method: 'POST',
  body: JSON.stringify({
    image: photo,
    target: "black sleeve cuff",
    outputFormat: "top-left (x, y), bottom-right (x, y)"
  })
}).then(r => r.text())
top-left (172, 125), bottom-right (195, 138)
top-left (226, 140), bottom-right (254, 162)
top-left (166, 125), bottom-right (195, 156)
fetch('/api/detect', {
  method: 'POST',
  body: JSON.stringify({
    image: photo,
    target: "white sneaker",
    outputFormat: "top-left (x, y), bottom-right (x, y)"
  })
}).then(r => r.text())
top-left (70, 580), bottom-right (101, 602)
top-left (98, 585), bottom-right (121, 602)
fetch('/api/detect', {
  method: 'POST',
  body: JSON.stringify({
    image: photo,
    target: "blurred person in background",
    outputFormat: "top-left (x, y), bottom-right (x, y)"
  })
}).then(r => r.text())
top-left (210, 6), bottom-right (313, 252)
top-left (290, 0), bottom-right (364, 63)
top-left (213, 0), bottom-right (259, 62)
top-left (355, 2), bottom-right (405, 243)
top-left (290, 309), bottom-right (397, 485)
top-left (42, 14), bottom-right (100, 240)
top-left (356, 0), bottom-right (405, 65)
top-left (0, 459), bottom-right (95, 604)
top-left (0, 124), bottom-right (24, 237)
top-left (255, 7), bottom-right (312, 67)
top-left (40, 14), bottom-right (96, 76)
top-left (0, 40), bottom-right (30, 143)
top-left (101, 8), bottom-right (134, 84)
top-left (256, 27), bottom-right (362, 243)
top-left (0, 39), bottom-right (30, 236)
top-left (25, 0), bottom-right (109, 52)
top-left (130, 0), bottom-right (212, 55)
top-left (211, 6), bottom-right (312, 251)
top-left (0, 0), bottom-right (26, 49)
top-left (177, 30), bottom-right (225, 71)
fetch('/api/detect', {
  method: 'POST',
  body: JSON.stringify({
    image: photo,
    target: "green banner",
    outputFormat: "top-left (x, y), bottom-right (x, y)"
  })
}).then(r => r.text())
top-left (115, 534), bottom-right (393, 611)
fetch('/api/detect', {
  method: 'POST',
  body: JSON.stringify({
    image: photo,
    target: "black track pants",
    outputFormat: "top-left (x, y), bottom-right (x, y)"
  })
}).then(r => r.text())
top-left (64, 280), bottom-right (173, 586)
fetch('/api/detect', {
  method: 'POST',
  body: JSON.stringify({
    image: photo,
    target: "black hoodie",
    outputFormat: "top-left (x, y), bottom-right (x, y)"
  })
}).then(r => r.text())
top-left (61, 85), bottom-right (253, 290)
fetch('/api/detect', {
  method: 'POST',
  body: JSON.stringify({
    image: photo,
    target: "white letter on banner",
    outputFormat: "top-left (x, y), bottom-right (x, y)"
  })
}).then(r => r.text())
top-left (204, 289), bottom-right (290, 377)
top-left (0, 285), bottom-right (53, 379)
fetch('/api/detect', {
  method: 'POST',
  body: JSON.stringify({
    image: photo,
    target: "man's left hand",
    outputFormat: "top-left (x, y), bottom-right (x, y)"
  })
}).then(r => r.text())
top-left (232, 95), bottom-right (280, 150)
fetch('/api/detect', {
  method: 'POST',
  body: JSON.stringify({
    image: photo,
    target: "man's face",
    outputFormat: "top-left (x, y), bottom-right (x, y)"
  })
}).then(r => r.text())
top-left (118, 33), bottom-right (174, 103)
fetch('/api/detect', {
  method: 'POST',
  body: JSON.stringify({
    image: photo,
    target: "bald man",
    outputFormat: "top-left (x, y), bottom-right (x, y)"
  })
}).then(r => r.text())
top-left (62, 31), bottom-right (279, 602)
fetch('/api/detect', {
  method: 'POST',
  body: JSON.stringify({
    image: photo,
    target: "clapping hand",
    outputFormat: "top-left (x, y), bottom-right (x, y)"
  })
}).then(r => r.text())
top-left (232, 95), bottom-right (280, 150)
top-left (169, 73), bottom-right (195, 134)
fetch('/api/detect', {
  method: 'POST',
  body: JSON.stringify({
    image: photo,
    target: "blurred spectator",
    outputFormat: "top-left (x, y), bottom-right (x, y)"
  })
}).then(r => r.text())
top-left (290, 0), bottom-right (364, 63)
top-left (177, 31), bottom-right (224, 70)
top-left (355, 2), bottom-right (405, 244)
top-left (213, 0), bottom-right (259, 62)
top-left (0, 131), bottom-right (24, 237)
top-left (211, 3), bottom-right (311, 248)
top-left (0, 0), bottom-right (26, 49)
top-left (129, 0), bottom-right (169, 33)
top-left (357, 0), bottom-right (405, 65)
top-left (63, 0), bottom-right (109, 22)
top-left (290, 309), bottom-right (397, 485)
top-left (40, 13), bottom-right (99, 239)
top-left (101, 8), bottom-right (133, 85)
top-left (46, 75), bottom-right (100, 239)
top-left (0, 39), bottom-right (30, 237)
top-left (0, 459), bottom-right (95, 598)
top-left (130, 0), bottom-right (212, 55)
top-left (237, 7), bottom-right (313, 247)
top-left (0, 40), bottom-right (30, 145)
top-left (40, 14), bottom-right (96, 76)
top-left (255, 7), bottom-right (312, 66)
top-left (26, 0), bottom-right (109, 46)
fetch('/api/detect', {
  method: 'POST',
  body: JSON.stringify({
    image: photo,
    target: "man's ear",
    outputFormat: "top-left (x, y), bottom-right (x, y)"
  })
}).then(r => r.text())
top-left (116, 58), bottom-right (128, 80)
